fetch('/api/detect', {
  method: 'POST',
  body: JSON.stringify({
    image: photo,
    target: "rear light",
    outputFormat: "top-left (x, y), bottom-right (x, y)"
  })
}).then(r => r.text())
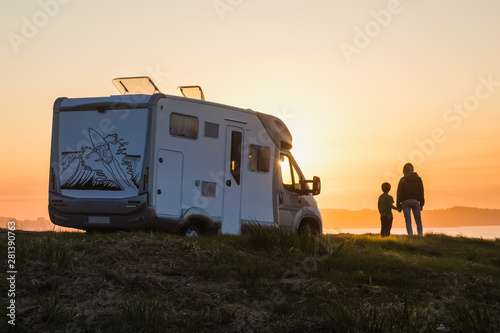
top-left (51, 199), bottom-right (65, 207)
top-left (126, 200), bottom-right (141, 208)
top-left (50, 168), bottom-right (55, 190)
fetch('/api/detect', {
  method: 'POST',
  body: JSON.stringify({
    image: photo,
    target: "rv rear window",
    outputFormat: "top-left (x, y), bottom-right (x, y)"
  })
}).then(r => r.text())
top-left (170, 113), bottom-right (198, 139)
top-left (249, 145), bottom-right (270, 173)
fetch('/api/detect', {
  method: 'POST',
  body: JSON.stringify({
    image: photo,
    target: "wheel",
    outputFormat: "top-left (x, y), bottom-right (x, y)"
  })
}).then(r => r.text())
top-left (185, 223), bottom-right (203, 237)
top-left (298, 221), bottom-right (319, 235)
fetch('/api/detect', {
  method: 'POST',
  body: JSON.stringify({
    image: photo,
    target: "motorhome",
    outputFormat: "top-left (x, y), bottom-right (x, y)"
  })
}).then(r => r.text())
top-left (48, 77), bottom-right (322, 235)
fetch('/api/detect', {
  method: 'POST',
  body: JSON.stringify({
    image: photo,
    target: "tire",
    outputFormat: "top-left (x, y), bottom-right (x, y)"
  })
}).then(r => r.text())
top-left (298, 221), bottom-right (319, 235)
top-left (185, 222), bottom-right (204, 237)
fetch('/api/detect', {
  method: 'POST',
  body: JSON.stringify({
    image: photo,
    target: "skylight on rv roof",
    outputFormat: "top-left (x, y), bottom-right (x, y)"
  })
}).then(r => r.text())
top-left (112, 77), bottom-right (161, 95)
top-left (177, 85), bottom-right (205, 101)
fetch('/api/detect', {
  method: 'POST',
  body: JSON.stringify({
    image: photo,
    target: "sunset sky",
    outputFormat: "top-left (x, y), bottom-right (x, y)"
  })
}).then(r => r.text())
top-left (1, 0), bottom-right (499, 220)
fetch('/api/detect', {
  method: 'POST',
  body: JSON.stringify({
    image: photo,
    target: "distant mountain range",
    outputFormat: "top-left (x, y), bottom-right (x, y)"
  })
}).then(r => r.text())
top-left (321, 206), bottom-right (500, 229)
top-left (2, 206), bottom-right (500, 232)
top-left (0, 217), bottom-right (74, 232)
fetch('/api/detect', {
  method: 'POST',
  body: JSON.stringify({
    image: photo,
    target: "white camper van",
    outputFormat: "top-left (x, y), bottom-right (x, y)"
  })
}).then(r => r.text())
top-left (48, 77), bottom-right (322, 235)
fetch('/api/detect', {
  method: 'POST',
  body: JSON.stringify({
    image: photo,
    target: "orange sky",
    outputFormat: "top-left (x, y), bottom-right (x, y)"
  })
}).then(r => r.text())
top-left (1, 1), bottom-right (500, 220)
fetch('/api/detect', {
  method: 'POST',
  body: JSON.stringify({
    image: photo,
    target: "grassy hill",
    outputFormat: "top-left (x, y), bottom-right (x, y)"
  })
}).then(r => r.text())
top-left (1, 227), bottom-right (499, 332)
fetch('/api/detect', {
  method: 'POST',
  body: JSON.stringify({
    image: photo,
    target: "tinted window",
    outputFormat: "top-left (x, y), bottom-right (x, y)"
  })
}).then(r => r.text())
top-left (170, 113), bottom-right (198, 139)
top-left (249, 145), bottom-right (270, 173)
top-left (230, 131), bottom-right (242, 185)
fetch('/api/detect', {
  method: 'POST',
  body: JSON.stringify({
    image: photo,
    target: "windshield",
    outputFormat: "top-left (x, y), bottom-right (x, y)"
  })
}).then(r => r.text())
top-left (280, 153), bottom-right (310, 192)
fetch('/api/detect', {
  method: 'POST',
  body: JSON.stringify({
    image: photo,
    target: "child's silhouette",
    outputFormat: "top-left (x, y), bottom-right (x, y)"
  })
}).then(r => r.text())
top-left (378, 182), bottom-right (400, 237)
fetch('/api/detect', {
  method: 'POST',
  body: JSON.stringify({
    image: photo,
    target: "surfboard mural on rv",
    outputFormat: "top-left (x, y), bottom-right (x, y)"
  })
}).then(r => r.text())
top-left (58, 108), bottom-right (148, 198)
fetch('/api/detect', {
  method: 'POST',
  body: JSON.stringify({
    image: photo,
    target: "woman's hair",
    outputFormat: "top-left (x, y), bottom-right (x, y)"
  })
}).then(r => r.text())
top-left (403, 163), bottom-right (414, 176)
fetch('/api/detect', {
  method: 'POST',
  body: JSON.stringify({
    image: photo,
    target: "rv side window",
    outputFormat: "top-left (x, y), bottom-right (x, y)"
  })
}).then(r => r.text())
top-left (248, 145), bottom-right (270, 173)
top-left (170, 113), bottom-right (198, 139)
top-left (280, 154), bottom-right (301, 192)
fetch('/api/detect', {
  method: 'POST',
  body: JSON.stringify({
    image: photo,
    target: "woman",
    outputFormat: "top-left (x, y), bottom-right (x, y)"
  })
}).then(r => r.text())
top-left (396, 163), bottom-right (425, 235)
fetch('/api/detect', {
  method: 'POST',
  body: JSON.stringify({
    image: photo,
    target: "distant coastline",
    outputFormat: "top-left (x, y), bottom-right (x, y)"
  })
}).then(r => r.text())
top-left (321, 206), bottom-right (500, 229)
top-left (324, 226), bottom-right (500, 240)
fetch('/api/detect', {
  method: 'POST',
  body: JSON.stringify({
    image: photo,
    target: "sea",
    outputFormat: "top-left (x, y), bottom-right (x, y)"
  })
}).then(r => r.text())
top-left (324, 225), bottom-right (500, 240)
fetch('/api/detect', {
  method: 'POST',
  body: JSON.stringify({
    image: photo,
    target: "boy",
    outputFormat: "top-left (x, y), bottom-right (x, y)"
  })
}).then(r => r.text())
top-left (378, 182), bottom-right (400, 237)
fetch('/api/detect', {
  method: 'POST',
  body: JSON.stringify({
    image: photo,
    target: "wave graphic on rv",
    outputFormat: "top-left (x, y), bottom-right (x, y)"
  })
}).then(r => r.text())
top-left (60, 128), bottom-right (141, 191)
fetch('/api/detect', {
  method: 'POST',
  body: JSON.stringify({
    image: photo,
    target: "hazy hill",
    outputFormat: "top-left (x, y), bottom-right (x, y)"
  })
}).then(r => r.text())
top-left (0, 217), bottom-right (74, 232)
top-left (321, 206), bottom-right (500, 229)
top-left (2, 206), bottom-right (499, 232)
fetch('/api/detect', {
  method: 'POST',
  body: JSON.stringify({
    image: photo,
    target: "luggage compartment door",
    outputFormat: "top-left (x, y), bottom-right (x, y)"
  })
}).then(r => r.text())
top-left (155, 149), bottom-right (183, 216)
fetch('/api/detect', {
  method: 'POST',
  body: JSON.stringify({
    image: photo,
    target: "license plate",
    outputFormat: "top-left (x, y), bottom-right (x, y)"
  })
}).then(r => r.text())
top-left (86, 216), bottom-right (110, 224)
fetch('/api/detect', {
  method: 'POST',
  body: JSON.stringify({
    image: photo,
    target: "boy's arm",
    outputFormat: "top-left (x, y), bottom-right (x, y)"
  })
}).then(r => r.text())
top-left (390, 196), bottom-right (401, 212)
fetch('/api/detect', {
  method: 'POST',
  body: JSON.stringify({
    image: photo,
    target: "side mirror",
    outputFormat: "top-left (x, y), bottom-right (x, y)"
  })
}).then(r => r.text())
top-left (301, 176), bottom-right (321, 196)
top-left (312, 176), bottom-right (321, 196)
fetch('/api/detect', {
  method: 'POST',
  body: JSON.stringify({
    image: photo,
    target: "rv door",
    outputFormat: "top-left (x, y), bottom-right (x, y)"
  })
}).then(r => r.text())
top-left (221, 126), bottom-right (243, 234)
